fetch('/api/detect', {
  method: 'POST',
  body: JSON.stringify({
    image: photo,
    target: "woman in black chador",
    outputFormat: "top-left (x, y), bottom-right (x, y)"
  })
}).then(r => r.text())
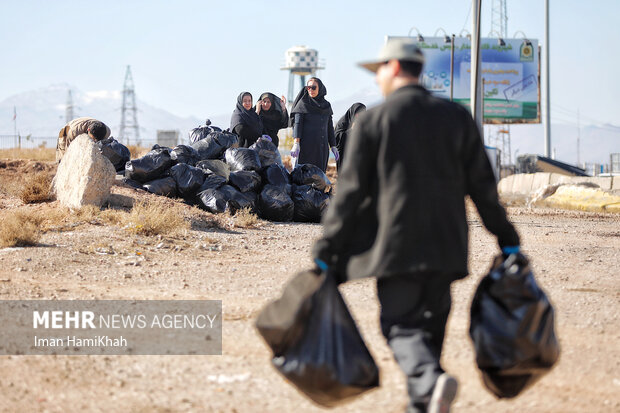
top-left (334, 102), bottom-right (366, 170)
top-left (230, 92), bottom-right (263, 148)
top-left (256, 92), bottom-right (288, 147)
top-left (289, 77), bottom-right (338, 172)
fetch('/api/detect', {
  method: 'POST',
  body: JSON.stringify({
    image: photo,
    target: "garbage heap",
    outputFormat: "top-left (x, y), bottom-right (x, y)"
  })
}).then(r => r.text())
top-left (100, 124), bottom-right (332, 223)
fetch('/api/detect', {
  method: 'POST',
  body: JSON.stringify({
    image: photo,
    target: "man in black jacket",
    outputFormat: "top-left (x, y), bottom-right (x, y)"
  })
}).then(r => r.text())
top-left (313, 39), bottom-right (520, 413)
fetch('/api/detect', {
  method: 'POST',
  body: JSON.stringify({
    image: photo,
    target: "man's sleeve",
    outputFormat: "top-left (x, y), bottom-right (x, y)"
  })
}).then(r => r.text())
top-left (313, 115), bottom-right (378, 266)
top-left (462, 110), bottom-right (520, 248)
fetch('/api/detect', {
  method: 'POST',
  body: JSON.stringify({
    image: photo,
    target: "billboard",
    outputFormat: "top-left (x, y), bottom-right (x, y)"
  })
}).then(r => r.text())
top-left (387, 36), bottom-right (540, 124)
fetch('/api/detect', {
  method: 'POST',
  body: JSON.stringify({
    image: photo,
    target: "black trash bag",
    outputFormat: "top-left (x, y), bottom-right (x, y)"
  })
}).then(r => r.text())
top-left (199, 174), bottom-right (227, 192)
top-left (142, 176), bottom-right (177, 197)
top-left (191, 130), bottom-right (239, 160)
top-left (198, 188), bottom-right (228, 213)
top-left (170, 144), bottom-right (200, 166)
top-left (262, 163), bottom-right (291, 189)
top-left (470, 253), bottom-right (560, 399)
top-left (225, 147), bottom-right (262, 172)
top-left (292, 185), bottom-right (330, 223)
top-left (169, 163), bottom-right (205, 198)
top-left (196, 159), bottom-right (230, 180)
top-left (150, 144), bottom-right (173, 154)
top-left (219, 184), bottom-right (256, 212)
top-left (291, 164), bottom-right (332, 193)
top-left (257, 184), bottom-right (294, 222)
top-left (229, 171), bottom-right (262, 193)
top-left (256, 270), bottom-right (380, 407)
top-left (121, 177), bottom-right (145, 190)
top-left (198, 185), bottom-right (254, 214)
top-left (96, 137), bottom-right (130, 172)
top-left (124, 147), bottom-right (175, 183)
top-left (250, 138), bottom-right (282, 168)
top-left (189, 120), bottom-right (214, 144)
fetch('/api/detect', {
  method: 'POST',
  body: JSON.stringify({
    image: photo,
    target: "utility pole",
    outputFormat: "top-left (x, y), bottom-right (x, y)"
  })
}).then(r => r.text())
top-left (544, 0), bottom-right (551, 157)
top-left (65, 89), bottom-right (74, 124)
top-left (119, 65), bottom-right (140, 145)
top-left (576, 109), bottom-right (581, 166)
top-left (471, 0), bottom-right (483, 138)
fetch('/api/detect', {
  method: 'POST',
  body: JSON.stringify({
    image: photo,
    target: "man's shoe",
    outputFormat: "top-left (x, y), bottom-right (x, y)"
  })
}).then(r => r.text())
top-left (428, 373), bottom-right (458, 413)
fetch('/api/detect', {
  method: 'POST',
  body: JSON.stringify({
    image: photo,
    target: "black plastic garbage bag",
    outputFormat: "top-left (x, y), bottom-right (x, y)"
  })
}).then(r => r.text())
top-left (96, 137), bottom-right (130, 172)
top-left (470, 253), bottom-right (560, 399)
top-left (198, 185), bottom-right (254, 214)
top-left (121, 177), bottom-right (144, 190)
top-left (142, 176), bottom-right (177, 197)
top-left (189, 120), bottom-right (213, 144)
top-left (292, 185), bottom-right (330, 223)
top-left (199, 174), bottom-right (227, 192)
top-left (169, 163), bottom-right (205, 198)
top-left (170, 144), bottom-right (200, 166)
top-left (250, 138), bottom-right (282, 168)
top-left (219, 184), bottom-right (256, 212)
top-left (191, 130), bottom-right (239, 160)
top-left (262, 164), bottom-right (291, 189)
top-left (225, 147), bottom-right (262, 172)
top-left (291, 164), bottom-right (332, 193)
top-left (257, 184), bottom-right (294, 222)
top-left (198, 188), bottom-right (228, 213)
top-left (124, 147), bottom-right (175, 183)
top-left (229, 171), bottom-right (262, 193)
top-left (256, 270), bottom-right (379, 407)
top-left (196, 159), bottom-right (230, 180)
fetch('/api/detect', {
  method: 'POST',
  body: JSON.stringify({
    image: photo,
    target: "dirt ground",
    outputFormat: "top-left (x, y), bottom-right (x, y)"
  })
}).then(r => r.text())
top-left (0, 160), bottom-right (618, 413)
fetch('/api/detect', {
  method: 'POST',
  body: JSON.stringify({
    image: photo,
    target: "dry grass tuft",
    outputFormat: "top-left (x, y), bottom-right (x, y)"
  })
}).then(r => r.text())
top-left (123, 200), bottom-right (189, 236)
top-left (127, 145), bottom-right (150, 160)
top-left (20, 172), bottom-right (53, 204)
top-left (230, 208), bottom-right (260, 228)
top-left (0, 210), bottom-right (41, 247)
top-left (0, 147), bottom-right (55, 161)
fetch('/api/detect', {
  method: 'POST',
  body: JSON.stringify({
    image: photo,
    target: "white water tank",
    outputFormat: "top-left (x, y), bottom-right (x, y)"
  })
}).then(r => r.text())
top-left (282, 46), bottom-right (323, 75)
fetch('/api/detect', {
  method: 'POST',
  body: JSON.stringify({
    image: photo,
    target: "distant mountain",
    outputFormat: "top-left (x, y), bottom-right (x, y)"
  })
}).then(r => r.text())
top-left (0, 84), bottom-right (228, 145)
top-left (1, 84), bottom-right (617, 166)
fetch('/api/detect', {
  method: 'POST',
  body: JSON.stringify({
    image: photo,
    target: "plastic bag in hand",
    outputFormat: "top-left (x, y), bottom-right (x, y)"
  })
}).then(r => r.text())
top-left (469, 253), bottom-right (560, 398)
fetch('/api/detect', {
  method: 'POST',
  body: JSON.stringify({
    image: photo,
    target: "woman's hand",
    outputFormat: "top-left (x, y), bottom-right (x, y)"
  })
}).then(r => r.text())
top-left (280, 95), bottom-right (287, 111)
top-left (255, 100), bottom-right (262, 114)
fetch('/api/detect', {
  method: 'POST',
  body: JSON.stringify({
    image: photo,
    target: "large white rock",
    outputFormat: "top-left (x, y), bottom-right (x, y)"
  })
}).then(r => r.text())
top-left (53, 134), bottom-right (116, 208)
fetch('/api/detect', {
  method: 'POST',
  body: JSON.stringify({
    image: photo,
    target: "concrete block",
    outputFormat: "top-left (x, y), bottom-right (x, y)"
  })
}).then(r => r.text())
top-left (511, 173), bottom-right (535, 197)
top-left (531, 173), bottom-right (552, 192)
top-left (497, 175), bottom-right (515, 195)
top-left (549, 173), bottom-right (572, 185)
top-left (590, 177), bottom-right (612, 191)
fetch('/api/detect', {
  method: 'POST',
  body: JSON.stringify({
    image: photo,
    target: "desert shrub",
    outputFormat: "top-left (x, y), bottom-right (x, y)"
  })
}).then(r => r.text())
top-left (20, 172), bottom-right (53, 204)
top-left (0, 210), bottom-right (41, 247)
top-left (123, 200), bottom-right (189, 236)
top-left (231, 207), bottom-right (260, 228)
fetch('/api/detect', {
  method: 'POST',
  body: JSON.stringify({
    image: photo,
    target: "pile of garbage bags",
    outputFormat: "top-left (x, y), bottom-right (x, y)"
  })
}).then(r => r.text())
top-left (122, 126), bottom-right (332, 222)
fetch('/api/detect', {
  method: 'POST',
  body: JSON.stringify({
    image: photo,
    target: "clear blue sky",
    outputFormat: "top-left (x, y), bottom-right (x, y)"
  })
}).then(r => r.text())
top-left (1, 0), bottom-right (619, 129)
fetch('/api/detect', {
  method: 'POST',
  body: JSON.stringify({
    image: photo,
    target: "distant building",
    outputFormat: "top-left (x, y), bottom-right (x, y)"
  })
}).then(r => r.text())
top-left (516, 154), bottom-right (588, 176)
top-left (157, 130), bottom-right (179, 147)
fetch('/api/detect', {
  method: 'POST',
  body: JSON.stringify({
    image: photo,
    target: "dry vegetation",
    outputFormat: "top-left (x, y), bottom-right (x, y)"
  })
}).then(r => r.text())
top-left (122, 200), bottom-right (190, 236)
top-left (229, 207), bottom-right (261, 228)
top-left (0, 209), bottom-right (41, 247)
top-left (0, 147), bottom-right (55, 161)
top-left (19, 171), bottom-right (53, 203)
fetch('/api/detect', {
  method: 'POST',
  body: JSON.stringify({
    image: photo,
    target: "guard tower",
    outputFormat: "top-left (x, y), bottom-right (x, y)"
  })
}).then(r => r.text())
top-left (281, 46), bottom-right (324, 108)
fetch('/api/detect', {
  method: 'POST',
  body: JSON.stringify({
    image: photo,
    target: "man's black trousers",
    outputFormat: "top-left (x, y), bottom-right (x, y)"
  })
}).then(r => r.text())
top-left (376, 273), bottom-right (453, 413)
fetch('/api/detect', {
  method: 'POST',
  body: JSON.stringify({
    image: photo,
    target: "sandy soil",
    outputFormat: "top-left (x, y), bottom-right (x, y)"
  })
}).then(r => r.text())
top-left (0, 160), bottom-right (618, 412)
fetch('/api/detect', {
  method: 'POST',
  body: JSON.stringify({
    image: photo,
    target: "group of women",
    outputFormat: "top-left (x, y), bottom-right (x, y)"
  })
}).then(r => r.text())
top-left (229, 77), bottom-right (366, 173)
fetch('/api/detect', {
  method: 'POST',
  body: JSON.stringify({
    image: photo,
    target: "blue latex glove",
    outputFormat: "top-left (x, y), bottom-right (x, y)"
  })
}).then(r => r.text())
top-left (502, 246), bottom-right (520, 255)
top-left (290, 141), bottom-right (300, 158)
top-left (331, 146), bottom-right (340, 161)
top-left (314, 258), bottom-right (329, 272)
top-left (260, 134), bottom-right (272, 142)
